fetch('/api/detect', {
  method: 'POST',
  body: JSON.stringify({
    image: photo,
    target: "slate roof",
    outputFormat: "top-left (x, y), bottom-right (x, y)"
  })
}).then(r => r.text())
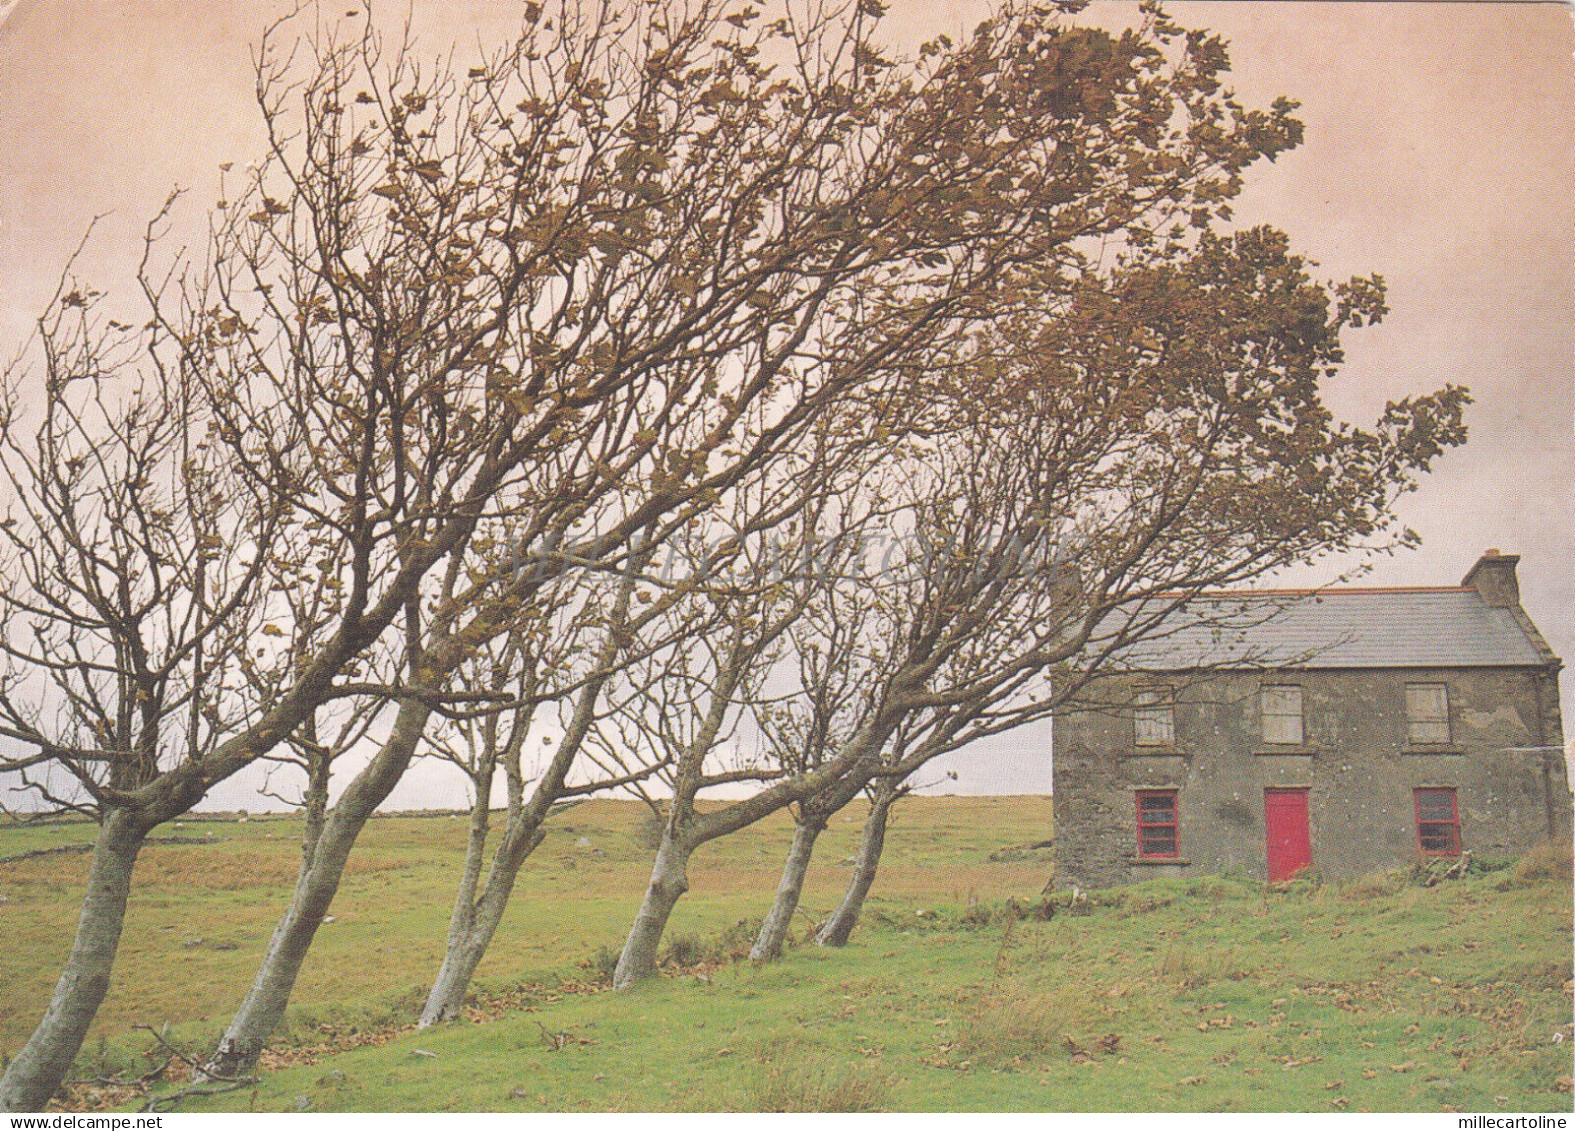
top-left (1102, 587), bottom-right (1555, 671)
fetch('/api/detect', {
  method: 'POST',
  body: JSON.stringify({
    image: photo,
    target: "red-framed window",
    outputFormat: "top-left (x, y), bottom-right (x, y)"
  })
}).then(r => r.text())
top-left (1414, 787), bottom-right (1461, 857)
top-left (1136, 789), bottom-right (1180, 859)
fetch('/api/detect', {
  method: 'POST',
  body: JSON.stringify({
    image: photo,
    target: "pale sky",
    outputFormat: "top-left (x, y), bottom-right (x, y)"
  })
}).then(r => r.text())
top-left (0, 1), bottom-right (1569, 804)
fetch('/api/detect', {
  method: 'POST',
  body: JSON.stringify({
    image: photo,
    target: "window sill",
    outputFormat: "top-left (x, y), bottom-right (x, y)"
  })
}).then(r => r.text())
top-left (1404, 746), bottom-right (1464, 756)
top-left (1254, 746), bottom-right (1317, 756)
top-left (1134, 857), bottom-right (1191, 866)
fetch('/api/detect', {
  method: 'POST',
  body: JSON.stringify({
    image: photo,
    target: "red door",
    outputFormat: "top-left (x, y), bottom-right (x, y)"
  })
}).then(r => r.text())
top-left (1264, 788), bottom-right (1312, 881)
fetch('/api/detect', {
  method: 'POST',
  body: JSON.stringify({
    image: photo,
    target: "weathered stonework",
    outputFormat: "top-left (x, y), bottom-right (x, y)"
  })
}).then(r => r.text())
top-left (1053, 553), bottom-right (1571, 888)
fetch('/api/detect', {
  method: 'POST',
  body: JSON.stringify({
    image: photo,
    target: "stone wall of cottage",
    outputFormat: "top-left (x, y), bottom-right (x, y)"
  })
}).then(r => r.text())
top-left (1052, 666), bottom-right (1571, 889)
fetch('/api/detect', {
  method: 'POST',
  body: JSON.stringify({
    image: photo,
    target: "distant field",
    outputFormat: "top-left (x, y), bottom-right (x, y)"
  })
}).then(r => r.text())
top-left (1, 797), bottom-right (1570, 1112)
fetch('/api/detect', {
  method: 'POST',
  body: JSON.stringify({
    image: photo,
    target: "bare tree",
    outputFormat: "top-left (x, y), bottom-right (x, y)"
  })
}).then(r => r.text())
top-left (0, 239), bottom-right (298, 1111)
top-left (766, 228), bottom-right (1472, 949)
top-left (747, 594), bottom-right (885, 960)
top-left (415, 532), bottom-right (705, 1027)
top-left (816, 773), bottom-right (906, 946)
top-left (604, 434), bottom-right (892, 987)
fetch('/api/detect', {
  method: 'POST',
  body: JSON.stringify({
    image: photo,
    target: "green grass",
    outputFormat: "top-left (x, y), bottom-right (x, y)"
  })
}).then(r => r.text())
top-left (1, 797), bottom-right (1570, 1112)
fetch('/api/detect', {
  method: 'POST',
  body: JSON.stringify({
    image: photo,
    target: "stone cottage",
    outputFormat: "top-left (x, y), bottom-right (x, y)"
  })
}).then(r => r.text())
top-left (1052, 550), bottom-right (1570, 887)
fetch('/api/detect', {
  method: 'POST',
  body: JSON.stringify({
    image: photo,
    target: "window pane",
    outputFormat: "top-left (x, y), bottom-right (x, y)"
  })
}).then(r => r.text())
top-left (1406, 684), bottom-right (1448, 721)
top-left (1262, 686), bottom-right (1302, 716)
top-left (1406, 684), bottom-right (1449, 744)
top-left (1139, 828), bottom-right (1177, 856)
top-left (1262, 712), bottom-right (1303, 745)
top-left (1138, 793), bottom-right (1175, 816)
top-left (1135, 707), bottom-right (1174, 747)
top-left (1419, 823), bottom-right (1459, 854)
top-left (1417, 799), bottom-right (1453, 822)
top-left (1416, 788), bottom-right (1460, 856)
top-left (1136, 790), bottom-right (1179, 858)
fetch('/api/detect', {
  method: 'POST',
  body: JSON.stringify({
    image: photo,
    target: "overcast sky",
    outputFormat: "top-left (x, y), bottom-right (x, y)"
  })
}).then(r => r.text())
top-left (0, 1), bottom-right (1569, 805)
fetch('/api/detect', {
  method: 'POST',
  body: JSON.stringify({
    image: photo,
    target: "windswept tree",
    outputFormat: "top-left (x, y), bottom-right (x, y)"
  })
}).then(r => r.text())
top-left (0, 241), bottom-right (309, 1113)
top-left (414, 529), bottom-right (715, 1028)
top-left (750, 226), bottom-right (1470, 951)
top-left (746, 585), bottom-right (888, 960)
top-left (604, 427), bottom-right (903, 987)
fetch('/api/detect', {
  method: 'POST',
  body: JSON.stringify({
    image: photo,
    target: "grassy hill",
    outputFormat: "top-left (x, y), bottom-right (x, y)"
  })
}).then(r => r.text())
top-left (1, 797), bottom-right (1570, 1112)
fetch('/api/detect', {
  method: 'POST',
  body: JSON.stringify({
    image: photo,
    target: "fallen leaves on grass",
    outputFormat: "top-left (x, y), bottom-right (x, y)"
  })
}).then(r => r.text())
top-left (1275, 1055), bottom-right (1321, 1070)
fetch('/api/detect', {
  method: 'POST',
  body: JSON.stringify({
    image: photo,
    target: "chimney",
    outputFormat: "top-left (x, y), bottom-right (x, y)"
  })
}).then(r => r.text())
top-left (1461, 548), bottom-right (1521, 608)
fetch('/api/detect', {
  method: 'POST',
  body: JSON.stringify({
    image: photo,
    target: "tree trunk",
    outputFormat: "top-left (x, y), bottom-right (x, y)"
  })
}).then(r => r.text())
top-left (299, 714), bottom-right (332, 861)
top-left (418, 626), bottom-right (618, 1026)
top-left (817, 778), bottom-right (901, 948)
top-left (419, 755), bottom-right (495, 1027)
top-left (608, 715), bottom-right (893, 990)
top-left (205, 699), bottom-right (433, 1077)
top-left (418, 822), bottom-right (544, 1027)
top-left (749, 819), bottom-right (823, 961)
top-left (612, 829), bottom-right (693, 990)
top-left (0, 809), bottom-right (149, 1112)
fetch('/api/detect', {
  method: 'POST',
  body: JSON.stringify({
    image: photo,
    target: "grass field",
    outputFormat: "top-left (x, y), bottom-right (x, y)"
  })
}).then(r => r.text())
top-left (1, 796), bottom-right (1570, 1112)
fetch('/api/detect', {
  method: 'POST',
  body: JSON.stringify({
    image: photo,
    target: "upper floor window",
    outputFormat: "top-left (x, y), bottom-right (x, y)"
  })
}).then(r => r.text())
top-left (1134, 689), bottom-right (1174, 747)
top-left (1135, 789), bottom-right (1180, 859)
top-left (1260, 685), bottom-right (1303, 745)
top-left (1406, 683), bottom-right (1451, 745)
top-left (1415, 787), bottom-right (1461, 856)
